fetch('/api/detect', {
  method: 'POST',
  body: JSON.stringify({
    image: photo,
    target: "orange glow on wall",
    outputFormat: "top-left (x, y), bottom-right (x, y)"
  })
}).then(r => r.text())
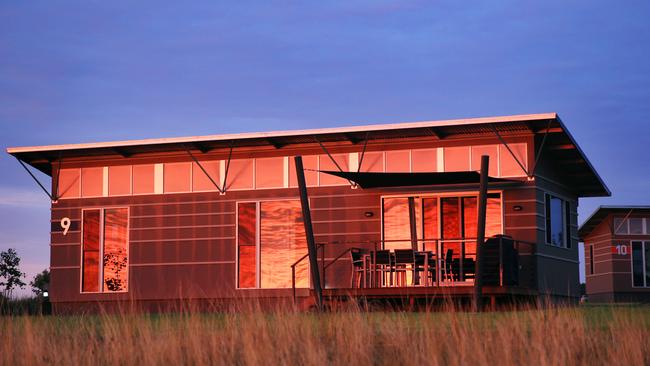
top-left (192, 160), bottom-right (220, 192)
top-left (108, 165), bottom-right (131, 196)
top-left (103, 208), bottom-right (128, 292)
top-left (164, 162), bottom-right (191, 193)
top-left (132, 164), bottom-right (155, 194)
top-left (81, 167), bottom-right (103, 197)
top-left (255, 157), bottom-right (284, 188)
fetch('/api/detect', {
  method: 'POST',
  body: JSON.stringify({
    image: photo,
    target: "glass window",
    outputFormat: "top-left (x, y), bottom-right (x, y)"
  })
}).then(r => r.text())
top-left (57, 168), bottom-right (81, 199)
top-left (225, 159), bottom-right (254, 190)
top-left (81, 167), bottom-right (103, 197)
top-left (163, 162), bottom-right (191, 193)
top-left (82, 210), bottom-right (101, 292)
top-left (441, 197), bottom-right (461, 239)
top-left (237, 202), bottom-right (257, 288)
top-left (462, 197), bottom-right (478, 238)
top-left (545, 194), bottom-right (566, 247)
top-left (260, 201), bottom-right (308, 288)
top-left (192, 160), bottom-right (220, 192)
top-left (422, 198), bottom-right (438, 252)
top-left (411, 149), bottom-right (437, 172)
top-left (81, 208), bottom-right (129, 293)
top-left (255, 157), bottom-right (284, 188)
top-left (486, 194), bottom-right (503, 238)
top-left (319, 154), bottom-right (350, 186)
top-left (614, 218), bottom-right (628, 235)
top-left (103, 208), bottom-right (129, 292)
top-left (359, 151), bottom-right (384, 172)
top-left (471, 145), bottom-right (499, 176)
top-left (632, 241), bottom-right (644, 287)
top-left (383, 197), bottom-right (422, 250)
top-left (385, 150), bottom-right (410, 172)
top-left (444, 147), bottom-right (470, 172)
top-left (132, 164), bottom-right (155, 195)
top-left (108, 165), bottom-right (131, 196)
top-left (289, 155), bottom-right (319, 187)
top-left (499, 143), bottom-right (528, 177)
top-left (589, 245), bottom-right (594, 275)
top-left (236, 200), bottom-right (309, 289)
top-left (565, 201), bottom-right (572, 248)
top-left (630, 218), bottom-right (644, 235)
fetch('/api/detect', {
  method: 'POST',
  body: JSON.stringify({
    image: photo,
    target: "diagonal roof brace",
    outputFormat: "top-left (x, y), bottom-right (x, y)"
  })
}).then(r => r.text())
top-left (15, 156), bottom-right (56, 201)
top-left (489, 124), bottom-right (530, 178)
top-left (185, 145), bottom-right (224, 194)
top-left (314, 136), bottom-right (354, 187)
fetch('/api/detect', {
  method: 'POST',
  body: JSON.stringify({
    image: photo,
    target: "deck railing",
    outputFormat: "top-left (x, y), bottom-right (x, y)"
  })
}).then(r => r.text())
top-left (290, 236), bottom-right (537, 303)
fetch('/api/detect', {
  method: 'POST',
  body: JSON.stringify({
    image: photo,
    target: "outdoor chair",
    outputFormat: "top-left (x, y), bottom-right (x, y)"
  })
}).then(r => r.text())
top-left (442, 249), bottom-right (455, 284)
top-left (393, 249), bottom-right (416, 286)
top-left (350, 248), bottom-right (369, 288)
top-left (415, 251), bottom-right (436, 286)
top-left (373, 250), bottom-right (394, 287)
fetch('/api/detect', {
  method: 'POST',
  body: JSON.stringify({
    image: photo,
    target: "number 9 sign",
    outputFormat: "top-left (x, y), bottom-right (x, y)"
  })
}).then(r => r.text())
top-left (60, 217), bottom-right (71, 236)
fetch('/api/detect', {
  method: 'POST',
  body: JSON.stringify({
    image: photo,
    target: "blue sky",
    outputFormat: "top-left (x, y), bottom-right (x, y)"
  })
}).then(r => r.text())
top-left (1, 1), bottom-right (649, 296)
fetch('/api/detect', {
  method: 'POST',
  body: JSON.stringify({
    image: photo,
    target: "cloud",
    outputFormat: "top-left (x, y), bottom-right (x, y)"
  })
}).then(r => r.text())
top-left (0, 186), bottom-right (50, 208)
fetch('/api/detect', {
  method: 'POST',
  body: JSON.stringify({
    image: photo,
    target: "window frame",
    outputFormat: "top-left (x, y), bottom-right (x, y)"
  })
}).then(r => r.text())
top-left (544, 193), bottom-right (571, 248)
top-left (235, 199), bottom-right (309, 290)
top-left (80, 206), bottom-right (130, 294)
top-left (631, 240), bottom-right (650, 288)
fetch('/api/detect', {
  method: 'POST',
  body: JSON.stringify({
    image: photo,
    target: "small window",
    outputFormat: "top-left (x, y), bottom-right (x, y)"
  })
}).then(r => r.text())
top-left (57, 168), bottom-right (81, 199)
top-left (614, 218), bottom-right (629, 235)
top-left (470, 145), bottom-right (499, 176)
top-left (385, 150), bottom-right (410, 172)
top-left (545, 194), bottom-right (567, 247)
top-left (630, 218), bottom-right (644, 235)
top-left (81, 167), bottom-right (103, 197)
top-left (132, 164), bottom-right (155, 195)
top-left (255, 157), bottom-right (284, 188)
top-left (411, 149), bottom-right (437, 172)
top-left (444, 147), bottom-right (470, 172)
top-left (358, 151), bottom-right (384, 172)
top-left (163, 162), bottom-right (191, 193)
top-left (499, 143), bottom-right (528, 177)
top-left (289, 155), bottom-right (319, 187)
top-left (192, 160), bottom-right (220, 192)
top-left (108, 165), bottom-right (132, 196)
top-left (225, 159), bottom-right (254, 190)
top-left (632, 241), bottom-right (645, 287)
top-left (319, 154), bottom-right (349, 186)
top-left (589, 245), bottom-right (594, 275)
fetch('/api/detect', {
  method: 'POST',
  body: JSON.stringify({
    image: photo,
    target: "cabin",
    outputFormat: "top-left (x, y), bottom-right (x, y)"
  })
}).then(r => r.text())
top-left (579, 206), bottom-right (650, 303)
top-left (7, 113), bottom-right (609, 313)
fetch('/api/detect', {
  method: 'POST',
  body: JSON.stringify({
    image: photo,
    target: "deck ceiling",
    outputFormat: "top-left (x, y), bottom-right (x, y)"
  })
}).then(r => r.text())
top-left (6, 113), bottom-right (610, 197)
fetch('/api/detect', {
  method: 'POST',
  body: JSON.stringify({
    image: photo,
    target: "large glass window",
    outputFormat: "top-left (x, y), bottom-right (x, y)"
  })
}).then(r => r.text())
top-left (132, 164), bottom-right (155, 195)
top-left (81, 208), bottom-right (129, 293)
top-left (163, 162), bottom-right (192, 193)
top-left (81, 167), bottom-right (103, 197)
top-left (192, 160), bottom-right (220, 192)
top-left (236, 200), bottom-right (309, 289)
top-left (108, 165), bottom-right (132, 196)
top-left (255, 157), bottom-right (284, 188)
top-left (545, 194), bottom-right (569, 248)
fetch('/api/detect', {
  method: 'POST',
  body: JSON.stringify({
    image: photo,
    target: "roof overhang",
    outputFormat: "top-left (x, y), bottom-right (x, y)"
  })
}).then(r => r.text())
top-left (579, 206), bottom-right (650, 239)
top-left (6, 112), bottom-right (610, 197)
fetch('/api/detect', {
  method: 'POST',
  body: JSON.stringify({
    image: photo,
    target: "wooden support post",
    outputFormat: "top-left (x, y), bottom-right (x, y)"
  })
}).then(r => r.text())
top-left (408, 197), bottom-right (418, 251)
top-left (294, 156), bottom-right (323, 311)
top-left (474, 155), bottom-right (490, 312)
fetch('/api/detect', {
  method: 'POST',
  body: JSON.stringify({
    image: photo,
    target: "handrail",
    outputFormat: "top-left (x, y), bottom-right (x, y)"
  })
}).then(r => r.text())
top-left (291, 243), bottom-right (323, 304)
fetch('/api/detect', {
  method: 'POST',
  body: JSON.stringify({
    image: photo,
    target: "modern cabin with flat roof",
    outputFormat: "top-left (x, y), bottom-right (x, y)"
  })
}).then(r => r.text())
top-left (7, 113), bottom-right (609, 313)
top-left (579, 206), bottom-right (650, 303)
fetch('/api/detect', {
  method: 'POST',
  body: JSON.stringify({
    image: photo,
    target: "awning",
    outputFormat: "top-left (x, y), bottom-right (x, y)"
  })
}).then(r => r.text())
top-left (319, 170), bottom-right (521, 189)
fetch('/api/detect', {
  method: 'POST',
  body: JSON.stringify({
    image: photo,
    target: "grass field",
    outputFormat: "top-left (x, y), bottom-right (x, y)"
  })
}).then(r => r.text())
top-left (1, 303), bottom-right (649, 365)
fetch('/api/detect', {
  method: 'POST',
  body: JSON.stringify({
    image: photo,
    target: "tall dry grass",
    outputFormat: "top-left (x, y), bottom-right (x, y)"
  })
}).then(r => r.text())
top-left (1, 302), bottom-right (649, 365)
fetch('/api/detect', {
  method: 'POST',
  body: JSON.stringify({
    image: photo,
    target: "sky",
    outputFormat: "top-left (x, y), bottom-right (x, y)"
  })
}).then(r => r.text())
top-left (1, 0), bottom-right (649, 297)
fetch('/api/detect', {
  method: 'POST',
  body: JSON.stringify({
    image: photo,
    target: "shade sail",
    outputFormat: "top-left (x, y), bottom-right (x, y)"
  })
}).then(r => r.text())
top-left (319, 170), bottom-right (520, 189)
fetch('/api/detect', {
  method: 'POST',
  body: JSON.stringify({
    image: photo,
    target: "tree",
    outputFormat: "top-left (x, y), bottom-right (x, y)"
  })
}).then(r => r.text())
top-left (30, 269), bottom-right (50, 296)
top-left (0, 248), bottom-right (26, 298)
